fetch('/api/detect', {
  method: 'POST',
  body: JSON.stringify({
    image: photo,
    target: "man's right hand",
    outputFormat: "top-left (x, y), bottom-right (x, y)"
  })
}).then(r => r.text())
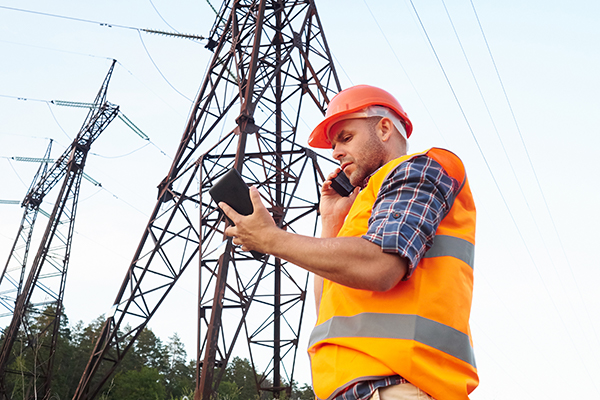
top-left (319, 168), bottom-right (359, 237)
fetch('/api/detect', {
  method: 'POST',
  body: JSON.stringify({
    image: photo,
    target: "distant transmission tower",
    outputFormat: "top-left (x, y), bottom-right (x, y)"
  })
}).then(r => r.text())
top-left (0, 60), bottom-right (119, 400)
top-left (0, 140), bottom-right (53, 325)
top-left (72, 1), bottom-right (340, 399)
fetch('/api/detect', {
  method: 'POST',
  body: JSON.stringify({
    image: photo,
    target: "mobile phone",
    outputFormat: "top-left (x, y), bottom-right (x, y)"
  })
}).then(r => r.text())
top-left (209, 169), bottom-right (266, 260)
top-left (330, 171), bottom-right (355, 197)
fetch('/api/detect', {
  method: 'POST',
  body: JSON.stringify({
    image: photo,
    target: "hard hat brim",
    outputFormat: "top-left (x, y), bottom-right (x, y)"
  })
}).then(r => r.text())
top-left (308, 106), bottom-right (413, 149)
top-left (308, 106), bottom-right (365, 149)
top-left (307, 85), bottom-right (413, 149)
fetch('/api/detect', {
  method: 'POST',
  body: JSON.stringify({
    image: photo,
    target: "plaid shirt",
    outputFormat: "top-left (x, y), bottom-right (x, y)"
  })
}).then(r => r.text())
top-left (363, 154), bottom-right (459, 280)
top-left (333, 376), bottom-right (408, 400)
top-left (333, 154), bottom-right (459, 400)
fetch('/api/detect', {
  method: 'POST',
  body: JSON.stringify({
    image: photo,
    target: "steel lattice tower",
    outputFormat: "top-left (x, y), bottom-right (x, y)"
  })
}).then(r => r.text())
top-left (0, 60), bottom-right (119, 400)
top-left (0, 141), bottom-right (53, 324)
top-left (72, 1), bottom-right (340, 399)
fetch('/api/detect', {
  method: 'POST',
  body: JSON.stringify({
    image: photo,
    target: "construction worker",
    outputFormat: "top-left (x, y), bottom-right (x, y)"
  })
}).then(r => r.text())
top-left (220, 85), bottom-right (478, 400)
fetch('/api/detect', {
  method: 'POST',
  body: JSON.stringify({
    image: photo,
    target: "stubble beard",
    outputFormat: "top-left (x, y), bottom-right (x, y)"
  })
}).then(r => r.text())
top-left (347, 130), bottom-right (387, 187)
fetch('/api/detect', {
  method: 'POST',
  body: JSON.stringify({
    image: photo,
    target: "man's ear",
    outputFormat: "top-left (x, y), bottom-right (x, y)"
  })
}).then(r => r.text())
top-left (378, 117), bottom-right (394, 142)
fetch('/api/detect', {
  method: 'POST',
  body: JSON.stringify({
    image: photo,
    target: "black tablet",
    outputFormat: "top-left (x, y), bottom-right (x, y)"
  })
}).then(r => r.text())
top-left (210, 169), bottom-right (254, 217)
top-left (209, 169), bottom-right (266, 260)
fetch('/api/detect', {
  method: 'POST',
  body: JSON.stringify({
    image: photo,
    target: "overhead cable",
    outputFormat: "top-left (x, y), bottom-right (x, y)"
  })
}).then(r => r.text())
top-left (90, 142), bottom-right (152, 159)
top-left (468, 0), bottom-right (600, 368)
top-left (148, 0), bottom-right (179, 32)
top-left (137, 31), bottom-right (194, 102)
top-left (45, 102), bottom-right (72, 140)
top-left (3, 94), bottom-right (170, 157)
top-left (4, 158), bottom-right (27, 188)
top-left (362, 0), bottom-right (447, 145)
top-left (443, 0), bottom-right (600, 356)
top-left (0, 5), bottom-right (205, 41)
top-left (409, 0), bottom-right (599, 393)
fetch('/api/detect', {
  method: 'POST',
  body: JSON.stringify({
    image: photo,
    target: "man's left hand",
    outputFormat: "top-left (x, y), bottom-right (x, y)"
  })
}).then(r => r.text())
top-left (220, 186), bottom-right (278, 254)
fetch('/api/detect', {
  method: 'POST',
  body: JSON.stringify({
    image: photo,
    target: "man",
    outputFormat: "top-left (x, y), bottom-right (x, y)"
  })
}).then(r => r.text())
top-left (220, 85), bottom-right (478, 400)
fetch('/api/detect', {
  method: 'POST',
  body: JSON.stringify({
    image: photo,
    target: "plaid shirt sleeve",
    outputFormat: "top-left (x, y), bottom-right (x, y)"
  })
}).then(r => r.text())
top-left (362, 154), bottom-right (459, 280)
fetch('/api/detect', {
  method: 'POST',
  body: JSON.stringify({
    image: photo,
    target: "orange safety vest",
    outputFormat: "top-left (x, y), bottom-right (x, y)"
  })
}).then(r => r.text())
top-left (308, 148), bottom-right (478, 400)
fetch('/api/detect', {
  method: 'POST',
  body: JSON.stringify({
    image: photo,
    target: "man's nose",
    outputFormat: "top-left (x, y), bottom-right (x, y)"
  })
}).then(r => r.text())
top-left (332, 145), bottom-right (344, 160)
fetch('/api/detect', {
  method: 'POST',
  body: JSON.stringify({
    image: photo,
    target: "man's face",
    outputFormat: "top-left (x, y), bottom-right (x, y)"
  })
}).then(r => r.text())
top-left (329, 118), bottom-right (387, 187)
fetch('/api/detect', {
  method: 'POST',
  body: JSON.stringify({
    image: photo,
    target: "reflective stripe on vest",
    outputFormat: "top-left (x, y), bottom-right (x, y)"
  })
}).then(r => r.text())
top-left (309, 312), bottom-right (476, 368)
top-left (424, 234), bottom-right (475, 270)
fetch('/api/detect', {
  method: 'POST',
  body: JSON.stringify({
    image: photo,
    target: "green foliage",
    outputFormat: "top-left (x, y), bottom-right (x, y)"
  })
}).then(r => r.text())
top-left (292, 383), bottom-right (315, 400)
top-left (221, 357), bottom-right (260, 400)
top-left (1, 309), bottom-right (314, 400)
top-left (163, 333), bottom-right (195, 399)
top-left (217, 380), bottom-right (241, 400)
top-left (110, 366), bottom-right (166, 400)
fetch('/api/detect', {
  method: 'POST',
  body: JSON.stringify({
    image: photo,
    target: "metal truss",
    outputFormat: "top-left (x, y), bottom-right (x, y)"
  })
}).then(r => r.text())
top-left (72, 1), bottom-right (340, 399)
top-left (0, 141), bottom-right (53, 327)
top-left (0, 60), bottom-right (119, 400)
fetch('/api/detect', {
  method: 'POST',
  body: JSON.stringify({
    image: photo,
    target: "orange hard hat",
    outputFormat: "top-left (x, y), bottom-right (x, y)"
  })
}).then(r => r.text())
top-left (308, 85), bottom-right (413, 149)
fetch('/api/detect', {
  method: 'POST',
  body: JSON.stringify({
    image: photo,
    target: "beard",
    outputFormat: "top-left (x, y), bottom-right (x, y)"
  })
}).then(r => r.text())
top-left (346, 130), bottom-right (387, 187)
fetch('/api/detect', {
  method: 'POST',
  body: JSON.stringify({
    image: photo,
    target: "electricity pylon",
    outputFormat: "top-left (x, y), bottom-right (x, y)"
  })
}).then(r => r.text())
top-left (0, 140), bottom-right (53, 327)
top-left (72, 1), bottom-right (340, 399)
top-left (0, 60), bottom-right (119, 400)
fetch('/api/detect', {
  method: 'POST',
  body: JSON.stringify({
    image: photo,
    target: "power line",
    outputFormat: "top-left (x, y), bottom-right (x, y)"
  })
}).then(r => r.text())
top-left (46, 102), bottom-right (73, 141)
top-left (0, 38), bottom-right (112, 60)
top-left (467, 0), bottom-right (600, 371)
top-left (441, 0), bottom-right (600, 359)
top-left (4, 158), bottom-right (27, 188)
top-left (407, 0), bottom-right (488, 167)
top-left (137, 31), bottom-right (194, 102)
top-left (0, 5), bottom-right (206, 41)
top-left (0, 132), bottom-right (54, 142)
top-left (1, 153), bottom-right (149, 218)
top-left (90, 142), bottom-right (151, 159)
top-left (0, 42), bottom-right (187, 117)
top-left (407, 0), bottom-right (599, 394)
top-left (362, 0), bottom-right (447, 147)
top-left (469, 0), bottom-right (588, 285)
top-left (148, 0), bottom-right (179, 32)
top-left (2, 93), bottom-right (171, 158)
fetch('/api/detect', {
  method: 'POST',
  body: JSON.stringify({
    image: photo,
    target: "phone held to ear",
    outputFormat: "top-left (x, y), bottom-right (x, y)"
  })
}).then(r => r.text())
top-left (330, 171), bottom-right (355, 197)
top-left (209, 169), bottom-right (266, 260)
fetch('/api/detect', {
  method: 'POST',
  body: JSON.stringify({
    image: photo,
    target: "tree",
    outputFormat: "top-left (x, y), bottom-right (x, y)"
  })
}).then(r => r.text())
top-left (1, 304), bottom-right (76, 400)
top-left (164, 333), bottom-right (194, 399)
top-left (110, 366), bottom-right (166, 400)
top-left (123, 327), bottom-right (167, 372)
top-left (291, 382), bottom-right (314, 400)
top-left (70, 315), bottom-right (115, 398)
top-left (220, 357), bottom-right (260, 400)
top-left (1, 310), bottom-right (205, 400)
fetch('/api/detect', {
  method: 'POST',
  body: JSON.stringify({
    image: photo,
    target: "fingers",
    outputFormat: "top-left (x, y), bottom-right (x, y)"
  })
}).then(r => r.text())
top-left (219, 201), bottom-right (241, 238)
top-left (218, 201), bottom-right (237, 220)
top-left (221, 187), bottom-right (264, 240)
top-left (249, 186), bottom-right (263, 210)
top-left (224, 225), bottom-right (236, 237)
top-left (325, 168), bottom-right (342, 182)
top-left (322, 168), bottom-right (342, 195)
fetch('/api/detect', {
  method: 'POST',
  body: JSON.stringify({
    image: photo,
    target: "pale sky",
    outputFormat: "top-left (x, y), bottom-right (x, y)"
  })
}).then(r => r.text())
top-left (1, 1), bottom-right (600, 399)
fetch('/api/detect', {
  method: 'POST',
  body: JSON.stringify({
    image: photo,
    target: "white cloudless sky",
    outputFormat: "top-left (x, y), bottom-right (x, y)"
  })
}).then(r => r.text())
top-left (1, 1), bottom-right (599, 399)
